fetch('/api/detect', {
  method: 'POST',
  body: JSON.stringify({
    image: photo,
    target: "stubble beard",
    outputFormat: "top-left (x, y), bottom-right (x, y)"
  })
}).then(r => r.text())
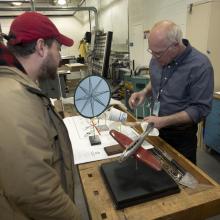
top-left (39, 53), bottom-right (58, 80)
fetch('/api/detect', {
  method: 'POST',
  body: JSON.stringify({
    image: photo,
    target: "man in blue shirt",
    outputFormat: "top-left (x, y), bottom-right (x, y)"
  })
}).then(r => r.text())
top-left (129, 20), bottom-right (214, 164)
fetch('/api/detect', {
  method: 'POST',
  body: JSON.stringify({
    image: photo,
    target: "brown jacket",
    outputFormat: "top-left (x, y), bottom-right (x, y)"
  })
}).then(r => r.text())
top-left (0, 66), bottom-right (81, 220)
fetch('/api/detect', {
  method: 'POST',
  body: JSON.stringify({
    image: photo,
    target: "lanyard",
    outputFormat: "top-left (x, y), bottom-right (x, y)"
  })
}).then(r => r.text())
top-left (151, 65), bottom-right (177, 116)
top-left (156, 63), bottom-right (179, 100)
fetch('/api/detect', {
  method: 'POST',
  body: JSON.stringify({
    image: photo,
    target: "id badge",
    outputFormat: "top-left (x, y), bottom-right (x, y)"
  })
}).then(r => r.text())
top-left (152, 100), bottom-right (160, 116)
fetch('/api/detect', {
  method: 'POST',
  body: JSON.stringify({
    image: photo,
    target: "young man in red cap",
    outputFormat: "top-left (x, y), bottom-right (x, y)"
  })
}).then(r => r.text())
top-left (0, 12), bottom-right (82, 220)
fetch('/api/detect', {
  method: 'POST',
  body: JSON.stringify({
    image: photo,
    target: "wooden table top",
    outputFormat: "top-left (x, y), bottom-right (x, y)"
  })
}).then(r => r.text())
top-left (59, 103), bottom-right (220, 220)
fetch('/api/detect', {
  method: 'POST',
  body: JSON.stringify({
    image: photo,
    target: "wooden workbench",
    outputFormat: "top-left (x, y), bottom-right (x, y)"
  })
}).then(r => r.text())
top-left (78, 144), bottom-right (220, 220)
top-left (59, 103), bottom-right (220, 220)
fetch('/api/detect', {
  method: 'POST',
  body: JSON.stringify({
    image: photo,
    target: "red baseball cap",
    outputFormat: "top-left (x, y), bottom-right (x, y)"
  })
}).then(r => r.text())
top-left (8, 12), bottom-right (74, 47)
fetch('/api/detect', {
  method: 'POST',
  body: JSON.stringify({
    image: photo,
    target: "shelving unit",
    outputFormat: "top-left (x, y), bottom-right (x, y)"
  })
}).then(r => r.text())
top-left (91, 31), bottom-right (113, 78)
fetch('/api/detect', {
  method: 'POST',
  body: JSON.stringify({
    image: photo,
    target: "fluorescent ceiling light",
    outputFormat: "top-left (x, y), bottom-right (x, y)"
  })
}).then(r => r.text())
top-left (11, 2), bottom-right (23, 6)
top-left (57, 0), bottom-right (66, 5)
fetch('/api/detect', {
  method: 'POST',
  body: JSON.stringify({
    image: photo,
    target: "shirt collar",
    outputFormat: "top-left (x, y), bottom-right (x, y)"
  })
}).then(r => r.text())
top-left (169, 39), bottom-right (192, 67)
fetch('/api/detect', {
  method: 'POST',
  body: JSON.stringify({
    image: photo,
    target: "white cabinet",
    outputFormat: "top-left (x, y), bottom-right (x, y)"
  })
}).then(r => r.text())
top-left (186, 1), bottom-right (220, 90)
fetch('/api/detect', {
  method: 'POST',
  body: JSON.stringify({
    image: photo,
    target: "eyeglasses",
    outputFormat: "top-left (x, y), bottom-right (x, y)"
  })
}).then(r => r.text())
top-left (147, 44), bottom-right (174, 59)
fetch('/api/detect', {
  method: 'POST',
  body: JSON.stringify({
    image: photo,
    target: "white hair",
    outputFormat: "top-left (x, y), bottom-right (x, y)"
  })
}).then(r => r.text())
top-left (166, 23), bottom-right (183, 44)
top-left (152, 20), bottom-right (183, 45)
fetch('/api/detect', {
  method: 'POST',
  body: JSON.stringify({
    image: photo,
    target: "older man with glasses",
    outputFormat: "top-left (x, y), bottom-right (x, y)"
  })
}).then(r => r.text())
top-left (129, 20), bottom-right (214, 164)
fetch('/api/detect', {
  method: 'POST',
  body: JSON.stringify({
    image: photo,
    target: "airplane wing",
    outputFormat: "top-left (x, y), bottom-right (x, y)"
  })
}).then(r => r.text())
top-left (109, 129), bottom-right (162, 171)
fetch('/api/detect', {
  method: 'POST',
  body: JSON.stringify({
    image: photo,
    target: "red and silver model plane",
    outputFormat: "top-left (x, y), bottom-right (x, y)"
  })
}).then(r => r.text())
top-left (109, 122), bottom-right (162, 171)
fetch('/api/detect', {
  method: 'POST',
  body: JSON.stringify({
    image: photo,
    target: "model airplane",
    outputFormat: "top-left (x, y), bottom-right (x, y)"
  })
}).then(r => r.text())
top-left (109, 122), bottom-right (162, 171)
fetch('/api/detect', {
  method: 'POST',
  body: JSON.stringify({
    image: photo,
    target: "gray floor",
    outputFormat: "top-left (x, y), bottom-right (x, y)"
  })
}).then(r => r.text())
top-left (197, 148), bottom-right (220, 220)
top-left (74, 167), bottom-right (90, 220)
top-left (197, 147), bottom-right (220, 183)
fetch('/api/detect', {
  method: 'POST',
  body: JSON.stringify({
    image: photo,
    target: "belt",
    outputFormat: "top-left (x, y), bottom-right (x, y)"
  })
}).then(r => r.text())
top-left (160, 123), bottom-right (197, 132)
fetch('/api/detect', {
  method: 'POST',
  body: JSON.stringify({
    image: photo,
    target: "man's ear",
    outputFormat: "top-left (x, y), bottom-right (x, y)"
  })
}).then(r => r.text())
top-left (35, 38), bottom-right (47, 57)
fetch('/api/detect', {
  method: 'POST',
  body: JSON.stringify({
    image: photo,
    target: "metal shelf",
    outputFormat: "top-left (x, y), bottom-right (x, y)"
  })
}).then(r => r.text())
top-left (91, 31), bottom-right (113, 78)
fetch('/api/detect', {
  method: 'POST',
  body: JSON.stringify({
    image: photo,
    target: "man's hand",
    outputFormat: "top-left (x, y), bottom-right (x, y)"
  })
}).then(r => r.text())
top-left (144, 111), bottom-right (193, 129)
top-left (128, 91), bottom-right (146, 109)
top-left (144, 116), bottom-right (166, 129)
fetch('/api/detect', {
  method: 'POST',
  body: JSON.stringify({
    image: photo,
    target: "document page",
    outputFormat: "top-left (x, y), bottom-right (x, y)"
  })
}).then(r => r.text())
top-left (64, 116), bottom-right (153, 164)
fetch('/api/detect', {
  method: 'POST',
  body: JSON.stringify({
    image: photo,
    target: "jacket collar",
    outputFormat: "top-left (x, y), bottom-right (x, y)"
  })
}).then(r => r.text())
top-left (0, 66), bottom-right (40, 91)
top-left (0, 43), bottom-right (42, 92)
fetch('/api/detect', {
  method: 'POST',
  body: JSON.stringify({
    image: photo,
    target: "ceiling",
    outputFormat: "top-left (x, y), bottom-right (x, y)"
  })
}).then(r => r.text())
top-left (0, 0), bottom-right (92, 18)
top-left (0, 0), bottom-right (83, 7)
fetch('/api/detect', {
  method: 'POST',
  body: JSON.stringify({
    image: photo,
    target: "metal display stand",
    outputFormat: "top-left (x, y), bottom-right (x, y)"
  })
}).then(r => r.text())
top-left (74, 75), bottom-right (111, 146)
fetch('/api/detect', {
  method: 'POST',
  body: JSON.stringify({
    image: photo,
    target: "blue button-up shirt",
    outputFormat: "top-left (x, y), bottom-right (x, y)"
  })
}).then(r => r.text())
top-left (149, 39), bottom-right (214, 123)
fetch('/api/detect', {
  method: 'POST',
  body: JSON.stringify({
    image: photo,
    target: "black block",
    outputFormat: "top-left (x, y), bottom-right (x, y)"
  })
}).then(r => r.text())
top-left (100, 158), bottom-right (180, 209)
